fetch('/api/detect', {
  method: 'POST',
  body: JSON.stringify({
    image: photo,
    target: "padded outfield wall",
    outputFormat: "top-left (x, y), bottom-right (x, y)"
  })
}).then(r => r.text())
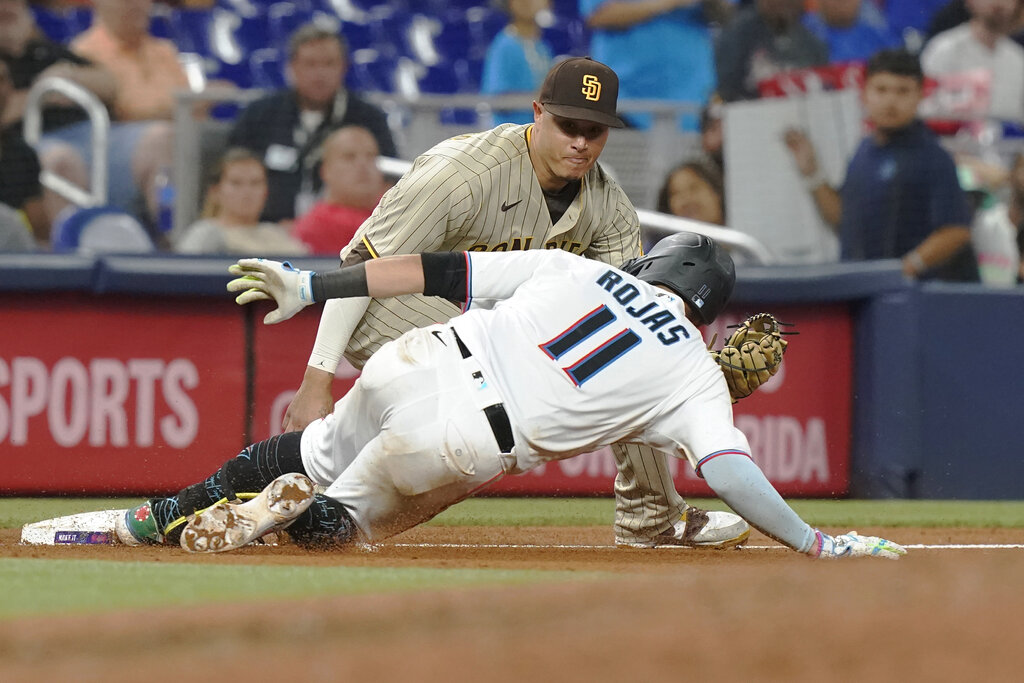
top-left (0, 254), bottom-right (1019, 499)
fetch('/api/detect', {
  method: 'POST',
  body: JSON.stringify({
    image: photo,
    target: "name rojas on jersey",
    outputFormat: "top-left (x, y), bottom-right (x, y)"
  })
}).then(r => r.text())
top-left (593, 269), bottom-right (691, 346)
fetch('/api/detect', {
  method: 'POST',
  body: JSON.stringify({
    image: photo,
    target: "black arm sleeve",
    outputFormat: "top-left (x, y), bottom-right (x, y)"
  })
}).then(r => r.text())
top-left (311, 263), bottom-right (369, 302)
top-left (421, 252), bottom-right (468, 302)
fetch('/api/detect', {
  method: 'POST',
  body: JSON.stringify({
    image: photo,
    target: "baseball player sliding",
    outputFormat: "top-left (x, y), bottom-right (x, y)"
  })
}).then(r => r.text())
top-left (278, 56), bottom-right (749, 549)
top-left (167, 233), bottom-right (905, 559)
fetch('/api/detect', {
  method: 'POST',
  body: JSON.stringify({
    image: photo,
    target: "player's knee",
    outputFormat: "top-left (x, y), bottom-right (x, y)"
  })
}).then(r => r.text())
top-left (286, 494), bottom-right (358, 548)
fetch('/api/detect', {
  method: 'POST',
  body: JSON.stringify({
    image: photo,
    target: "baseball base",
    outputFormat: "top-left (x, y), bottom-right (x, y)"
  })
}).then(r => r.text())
top-left (20, 509), bottom-right (126, 545)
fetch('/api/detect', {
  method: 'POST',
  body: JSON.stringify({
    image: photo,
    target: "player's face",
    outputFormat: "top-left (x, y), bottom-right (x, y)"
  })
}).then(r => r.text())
top-left (863, 72), bottom-right (922, 132)
top-left (289, 38), bottom-right (346, 109)
top-left (321, 127), bottom-right (384, 208)
top-left (531, 104), bottom-right (609, 190)
top-left (214, 159), bottom-right (268, 224)
top-left (666, 168), bottom-right (724, 225)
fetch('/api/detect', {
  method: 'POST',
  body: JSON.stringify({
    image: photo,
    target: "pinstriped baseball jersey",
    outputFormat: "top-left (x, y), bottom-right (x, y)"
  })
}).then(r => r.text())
top-left (336, 123), bottom-right (641, 368)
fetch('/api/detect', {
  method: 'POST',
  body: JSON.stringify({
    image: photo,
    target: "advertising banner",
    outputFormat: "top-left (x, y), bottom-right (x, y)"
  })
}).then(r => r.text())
top-left (249, 308), bottom-right (361, 442)
top-left (2, 298), bottom-right (851, 497)
top-left (0, 295), bottom-right (246, 494)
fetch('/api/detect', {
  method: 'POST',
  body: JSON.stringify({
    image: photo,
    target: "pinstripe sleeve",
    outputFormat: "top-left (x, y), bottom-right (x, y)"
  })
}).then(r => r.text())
top-left (359, 155), bottom-right (474, 257)
top-left (584, 185), bottom-right (643, 266)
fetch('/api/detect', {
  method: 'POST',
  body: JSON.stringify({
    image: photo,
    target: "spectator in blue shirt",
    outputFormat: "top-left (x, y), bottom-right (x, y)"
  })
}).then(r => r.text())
top-left (481, 0), bottom-right (555, 125)
top-left (783, 49), bottom-right (977, 281)
top-left (885, 0), bottom-right (952, 45)
top-left (581, 0), bottom-right (730, 129)
top-left (803, 0), bottom-right (902, 63)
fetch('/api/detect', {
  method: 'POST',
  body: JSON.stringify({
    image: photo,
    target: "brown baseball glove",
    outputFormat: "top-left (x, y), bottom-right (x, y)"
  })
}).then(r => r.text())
top-left (710, 313), bottom-right (795, 402)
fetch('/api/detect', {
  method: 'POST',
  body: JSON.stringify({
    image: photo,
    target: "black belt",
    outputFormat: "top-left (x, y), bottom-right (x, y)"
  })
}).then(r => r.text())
top-left (451, 328), bottom-right (515, 454)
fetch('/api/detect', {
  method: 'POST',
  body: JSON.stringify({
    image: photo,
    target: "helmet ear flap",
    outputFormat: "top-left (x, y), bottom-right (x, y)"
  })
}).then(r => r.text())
top-left (621, 232), bottom-right (735, 325)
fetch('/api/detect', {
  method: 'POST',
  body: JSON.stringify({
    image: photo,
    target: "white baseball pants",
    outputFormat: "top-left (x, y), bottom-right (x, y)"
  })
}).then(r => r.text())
top-left (300, 325), bottom-right (516, 543)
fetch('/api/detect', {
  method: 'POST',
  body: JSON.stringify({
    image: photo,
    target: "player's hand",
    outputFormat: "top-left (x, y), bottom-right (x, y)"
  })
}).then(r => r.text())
top-left (282, 366), bottom-right (335, 432)
top-left (227, 258), bottom-right (315, 324)
top-left (811, 530), bottom-right (906, 560)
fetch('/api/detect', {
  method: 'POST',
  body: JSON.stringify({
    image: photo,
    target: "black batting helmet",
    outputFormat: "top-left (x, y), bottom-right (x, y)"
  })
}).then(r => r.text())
top-left (621, 232), bottom-right (735, 324)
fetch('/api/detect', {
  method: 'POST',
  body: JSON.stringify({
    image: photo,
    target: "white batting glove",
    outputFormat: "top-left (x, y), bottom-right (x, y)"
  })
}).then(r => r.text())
top-left (810, 530), bottom-right (906, 560)
top-left (226, 258), bottom-right (315, 324)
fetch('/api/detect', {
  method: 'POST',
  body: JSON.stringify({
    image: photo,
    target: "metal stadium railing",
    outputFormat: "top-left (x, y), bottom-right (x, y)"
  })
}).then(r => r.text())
top-left (23, 76), bottom-right (110, 208)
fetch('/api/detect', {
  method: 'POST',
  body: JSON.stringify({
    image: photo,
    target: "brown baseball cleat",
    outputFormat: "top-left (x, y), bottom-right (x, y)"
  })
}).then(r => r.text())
top-left (180, 473), bottom-right (315, 553)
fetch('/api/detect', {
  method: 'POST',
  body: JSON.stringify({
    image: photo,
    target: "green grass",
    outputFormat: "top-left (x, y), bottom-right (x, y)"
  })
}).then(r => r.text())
top-left (0, 558), bottom-right (600, 620)
top-left (2, 497), bottom-right (1021, 620)
top-left (5, 497), bottom-right (1024, 530)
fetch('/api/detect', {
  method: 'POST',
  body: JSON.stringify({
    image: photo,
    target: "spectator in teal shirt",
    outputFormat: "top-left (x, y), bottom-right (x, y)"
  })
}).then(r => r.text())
top-left (481, 0), bottom-right (555, 125)
top-left (582, 0), bottom-right (729, 130)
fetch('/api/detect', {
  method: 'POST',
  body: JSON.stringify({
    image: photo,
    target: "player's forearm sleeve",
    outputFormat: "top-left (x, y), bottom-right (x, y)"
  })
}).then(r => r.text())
top-left (421, 252), bottom-right (467, 301)
top-left (307, 296), bottom-right (371, 375)
top-left (699, 452), bottom-right (816, 553)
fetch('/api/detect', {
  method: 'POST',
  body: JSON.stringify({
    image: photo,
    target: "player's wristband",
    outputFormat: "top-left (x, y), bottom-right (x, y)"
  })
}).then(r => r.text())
top-left (311, 263), bottom-right (369, 302)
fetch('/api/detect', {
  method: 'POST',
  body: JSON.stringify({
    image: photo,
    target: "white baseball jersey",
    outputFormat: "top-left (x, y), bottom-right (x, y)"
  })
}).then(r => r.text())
top-left (300, 250), bottom-right (749, 543)
top-left (335, 123), bottom-right (641, 366)
top-left (451, 250), bottom-right (748, 472)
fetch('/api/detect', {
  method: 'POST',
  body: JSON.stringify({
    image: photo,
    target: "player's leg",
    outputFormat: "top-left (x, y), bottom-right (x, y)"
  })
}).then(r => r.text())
top-left (297, 327), bottom-right (513, 545)
top-left (181, 325), bottom-right (513, 551)
top-left (612, 443), bottom-right (750, 549)
top-left (115, 431), bottom-right (309, 546)
top-left (117, 358), bottom-right (384, 547)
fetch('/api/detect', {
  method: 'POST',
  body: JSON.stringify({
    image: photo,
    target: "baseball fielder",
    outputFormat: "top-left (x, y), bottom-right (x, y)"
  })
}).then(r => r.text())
top-left (282, 57), bottom-right (746, 548)
top-left (176, 233), bottom-right (905, 560)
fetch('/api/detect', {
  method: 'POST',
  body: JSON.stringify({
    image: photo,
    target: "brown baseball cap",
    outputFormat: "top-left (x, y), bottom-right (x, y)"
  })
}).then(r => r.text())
top-left (538, 57), bottom-right (624, 128)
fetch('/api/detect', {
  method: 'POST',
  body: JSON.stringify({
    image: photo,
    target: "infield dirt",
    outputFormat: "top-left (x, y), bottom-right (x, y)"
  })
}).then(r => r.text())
top-left (1, 525), bottom-right (1021, 682)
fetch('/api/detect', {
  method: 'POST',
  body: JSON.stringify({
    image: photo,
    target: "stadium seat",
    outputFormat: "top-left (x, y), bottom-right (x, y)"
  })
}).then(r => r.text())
top-left (30, 6), bottom-right (91, 44)
top-left (51, 207), bottom-right (155, 255)
top-left (417, 62), bottom-right (462, 95)
top-left (400, 14), bottom-right (445, 65)
top-left (315, 0), bottom-right (406, 21)
top-left (348, 48), bottom-right (396, 92)
top-left (432, 11), bottom-right (477, 62)
top-left (454, 56), bottom-right (483, 92)
top-left (233, 12), bottom-right (273, 60)
top-left (337, 20), bottom-right (374, 52)
top-left (543, 17), bottom-right (590, 58)
top-left (268, 3), bottom-right (341, 52)
top-left (367, 5), bottom-right (412, 57)
top-left (149, 5), bottom-right (174, 40)
top-left (466, 6), bottom-right (507, 51)
top-left (171, 9), bottom-right (213, 57)
top-left (249, 47), bottom-right (286, 89)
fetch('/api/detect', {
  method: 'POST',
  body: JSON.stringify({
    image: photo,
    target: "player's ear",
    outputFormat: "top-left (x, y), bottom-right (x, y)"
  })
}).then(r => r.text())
top-left (532, 101), bottom-right (543, 121)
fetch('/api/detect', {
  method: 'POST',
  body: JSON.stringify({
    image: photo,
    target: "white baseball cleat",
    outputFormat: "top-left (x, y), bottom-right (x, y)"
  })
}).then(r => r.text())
top-left (180, 473), bottom-right (315, 553)
top-left (617, 506), bottom-right (751, 549)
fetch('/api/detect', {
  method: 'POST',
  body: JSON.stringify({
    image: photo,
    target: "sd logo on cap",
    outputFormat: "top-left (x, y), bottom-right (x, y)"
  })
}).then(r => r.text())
top-left (538, 57), bottom-right (625, 128)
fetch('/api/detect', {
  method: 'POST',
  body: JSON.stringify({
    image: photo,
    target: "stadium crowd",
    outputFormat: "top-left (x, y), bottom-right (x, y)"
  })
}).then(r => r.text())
top-left (0, 0), bottom-right (1022, 283)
